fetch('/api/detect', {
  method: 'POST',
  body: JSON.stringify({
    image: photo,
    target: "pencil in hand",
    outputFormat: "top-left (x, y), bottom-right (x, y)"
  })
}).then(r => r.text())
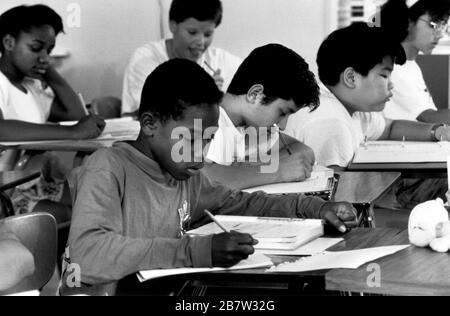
top-left (204, 209), bottom-right (230, 233)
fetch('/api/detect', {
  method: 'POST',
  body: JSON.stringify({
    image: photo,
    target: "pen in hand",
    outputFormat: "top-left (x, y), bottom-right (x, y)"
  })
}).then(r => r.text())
top-left (203, 61), bottom-right (218, 74)
top-left (204, 209), bottom-right (230, 233)
top-left (274, 124), bottom-right (292, 155)
top-left (77, 92), bottom-right (90, 116)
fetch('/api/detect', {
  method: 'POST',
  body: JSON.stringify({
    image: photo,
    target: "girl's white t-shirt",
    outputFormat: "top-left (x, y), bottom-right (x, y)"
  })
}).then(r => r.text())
top-left (0, 71), bottom-right (54, 123)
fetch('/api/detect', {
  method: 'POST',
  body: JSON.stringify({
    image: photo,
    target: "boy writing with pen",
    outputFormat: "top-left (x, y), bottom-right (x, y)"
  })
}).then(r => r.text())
top-left (122, 0), bottom-right (242, 116)
top-left (61, 59), bottom-right (357, 296)
top-left (203, 44), bottom-right (319, 190)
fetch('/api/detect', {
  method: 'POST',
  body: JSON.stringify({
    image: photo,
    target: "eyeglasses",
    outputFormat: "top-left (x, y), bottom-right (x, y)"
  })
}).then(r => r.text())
top-left (419, 18), bottom-right (449, 35)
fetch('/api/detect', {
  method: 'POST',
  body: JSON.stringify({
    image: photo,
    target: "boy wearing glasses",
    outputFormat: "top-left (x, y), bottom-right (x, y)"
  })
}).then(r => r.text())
top-left (380, 0), bottom-right (450, 123)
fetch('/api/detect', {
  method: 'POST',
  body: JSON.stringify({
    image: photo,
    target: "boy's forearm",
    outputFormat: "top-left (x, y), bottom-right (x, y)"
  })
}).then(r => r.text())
top-left (203, 162), bottom-right (279, 190)
top-left (417, 109), bottom-right (450, 124)
top-left (0, 120), bottom-right (79, 141)
top-left (69, 230), bottom-right (213, 284)
top-left (388, 120), bottom-right (434, 141)
top-left (215, 189), bottom-right (326, 220)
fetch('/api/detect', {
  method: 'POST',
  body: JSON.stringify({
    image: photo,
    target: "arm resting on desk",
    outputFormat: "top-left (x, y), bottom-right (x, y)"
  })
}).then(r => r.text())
top-left (381, 119), bottom-right (434, 141)
top-left (417, 109), bottom-right (450, 125)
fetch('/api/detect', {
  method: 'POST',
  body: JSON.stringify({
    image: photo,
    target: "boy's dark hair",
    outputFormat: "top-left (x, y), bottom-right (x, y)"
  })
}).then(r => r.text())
top-left (380, 0), bottom-right (450, 42)
top-left (317, 23), bottom-right (406, 87)
top-left (227, 44), bottom-right (320, 110)
top-left (0, 5), bottom-right (64, 53)
top-left (169, 0), bottom-right (223, 26)
top-left (139, 59), bottom-right (223, 122)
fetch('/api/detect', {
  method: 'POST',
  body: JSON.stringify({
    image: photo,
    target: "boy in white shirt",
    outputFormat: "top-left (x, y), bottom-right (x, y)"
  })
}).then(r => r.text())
top-left (204, 44), bottom-right (319, 190)
top-left (122, 0), bottom-right (242, 116)
top-left (286, 23), bottom-right (450, 208)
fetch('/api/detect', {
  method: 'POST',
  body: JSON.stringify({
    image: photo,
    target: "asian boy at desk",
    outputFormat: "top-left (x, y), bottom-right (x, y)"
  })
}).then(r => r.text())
top-left (60, 59), bottom-right (357, 296)
top-left (0, 223), bottom-right (34, 291)
top-left (285, 23), bottom-right (450, 209)
top-left (204, 44), bottom-right (318, 190)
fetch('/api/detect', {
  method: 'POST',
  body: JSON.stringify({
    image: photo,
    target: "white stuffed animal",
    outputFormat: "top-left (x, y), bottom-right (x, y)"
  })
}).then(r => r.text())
top-left (408, 198), bottom-right (450, 253)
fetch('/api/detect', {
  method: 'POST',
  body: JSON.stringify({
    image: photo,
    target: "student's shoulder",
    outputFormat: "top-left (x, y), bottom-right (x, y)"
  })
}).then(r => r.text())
top-left (205, 46), bottom-right (242, 64)
top-left (82, 146), bottom-right (128, 172)
top-left (128, 40), bottom-right (168, 65)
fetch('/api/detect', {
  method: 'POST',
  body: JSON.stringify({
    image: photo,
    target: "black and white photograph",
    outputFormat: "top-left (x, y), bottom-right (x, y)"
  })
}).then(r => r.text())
top-left (1, 0), bottom-right (450, 302)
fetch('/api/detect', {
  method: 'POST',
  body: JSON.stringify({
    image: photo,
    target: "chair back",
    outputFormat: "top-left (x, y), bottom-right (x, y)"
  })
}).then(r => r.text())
top-left (0, 213), bottom-right (57, 295)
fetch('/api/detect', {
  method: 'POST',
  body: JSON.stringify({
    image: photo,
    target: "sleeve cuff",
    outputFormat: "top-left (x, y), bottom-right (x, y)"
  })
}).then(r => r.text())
top-left (189, 235), bottom-right (213, 268)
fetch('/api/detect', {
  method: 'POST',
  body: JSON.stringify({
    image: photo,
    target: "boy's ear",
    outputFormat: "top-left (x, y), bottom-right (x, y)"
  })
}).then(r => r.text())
top-left (169, 21), bottom-right (178, 34)
top-left (342, 67), bottom-right (357, 89)
top-left (140, 112), bottom-right (159, 137)
top-left (246, 84), bottom-right (265, 104)
top-left (2, 35), bottom-right (16, 52)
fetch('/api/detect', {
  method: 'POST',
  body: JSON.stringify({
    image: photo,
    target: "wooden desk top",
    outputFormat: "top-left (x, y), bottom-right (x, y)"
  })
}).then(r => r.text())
top-left (326, 228), bottom-right (450, 296)
top-left (0, 139), bottom-right (125, 153)
top-left (0, 171), bottom-right (41, 191)
top-left (334, 172), bottom-right (401, 204)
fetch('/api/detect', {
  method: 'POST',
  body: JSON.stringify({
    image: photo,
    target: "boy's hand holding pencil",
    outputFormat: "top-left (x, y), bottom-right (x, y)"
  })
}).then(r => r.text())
top-left (206, 210), bottom-right (259, 267)
top-left (204, 61), bottom-right (224, 90)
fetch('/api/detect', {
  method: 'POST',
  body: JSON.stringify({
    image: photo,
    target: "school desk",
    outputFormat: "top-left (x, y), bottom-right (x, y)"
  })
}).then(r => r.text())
top-left (326, 228), bottom-right (450, 296)
top-left (183, 228), bottom-right (447, 296)
top-left (347, 162), bottom-right (446, 178)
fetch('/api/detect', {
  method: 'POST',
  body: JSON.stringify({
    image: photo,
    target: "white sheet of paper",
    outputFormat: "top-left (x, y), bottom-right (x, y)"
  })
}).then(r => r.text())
top-left (261, 238), bottom-right (344, 256)
top-left (242, 165), bottom-right (333, 194)
top-left (137, 252), bottom-right (273, 282)
top-left (353, 141), bottom-right (450, 163)
top-left (267, 245), bottom-right (410, 272)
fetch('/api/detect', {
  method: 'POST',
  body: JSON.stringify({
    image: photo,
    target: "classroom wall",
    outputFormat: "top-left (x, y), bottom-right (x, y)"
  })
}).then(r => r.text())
top-left (162, 0), bottom-right (337, 74)
top-left (0, 0), bottom-right (336, 101)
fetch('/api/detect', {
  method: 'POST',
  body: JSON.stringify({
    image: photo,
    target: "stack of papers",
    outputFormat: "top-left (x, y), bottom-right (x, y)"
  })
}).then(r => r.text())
top-left (242, 165), bottom-right (335, 196)
top-left (137, 252), bottom-right (272, 282)
top-left (353, 141), bottom-right (450, 163)
top-left (267, 245), bottom-right (410, 272)
top-left (188, 216), bottom-right (324, 251)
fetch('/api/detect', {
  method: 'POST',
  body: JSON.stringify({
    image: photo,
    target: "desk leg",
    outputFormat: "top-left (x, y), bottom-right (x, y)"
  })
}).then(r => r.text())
top-left (0, 190), bottom-right (14, 218)
top-left (368, 205), bottom-right (376, 228)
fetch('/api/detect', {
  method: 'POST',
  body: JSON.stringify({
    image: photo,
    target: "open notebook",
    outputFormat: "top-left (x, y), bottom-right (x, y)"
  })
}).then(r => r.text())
top-left (242, 166), bottom-right (338, 200)
top-left (188, 216), bottom-right (324, 251)
top-left (353, 141), bottom-right (450, 163)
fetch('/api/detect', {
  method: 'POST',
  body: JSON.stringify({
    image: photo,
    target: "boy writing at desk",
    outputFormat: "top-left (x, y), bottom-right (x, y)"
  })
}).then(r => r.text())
top-left (204, 44), bottom-right (318, 190)
top-left (61, 59), bottom-right (356, 296)
top-left (285, 23), bottom-right (450, 208)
